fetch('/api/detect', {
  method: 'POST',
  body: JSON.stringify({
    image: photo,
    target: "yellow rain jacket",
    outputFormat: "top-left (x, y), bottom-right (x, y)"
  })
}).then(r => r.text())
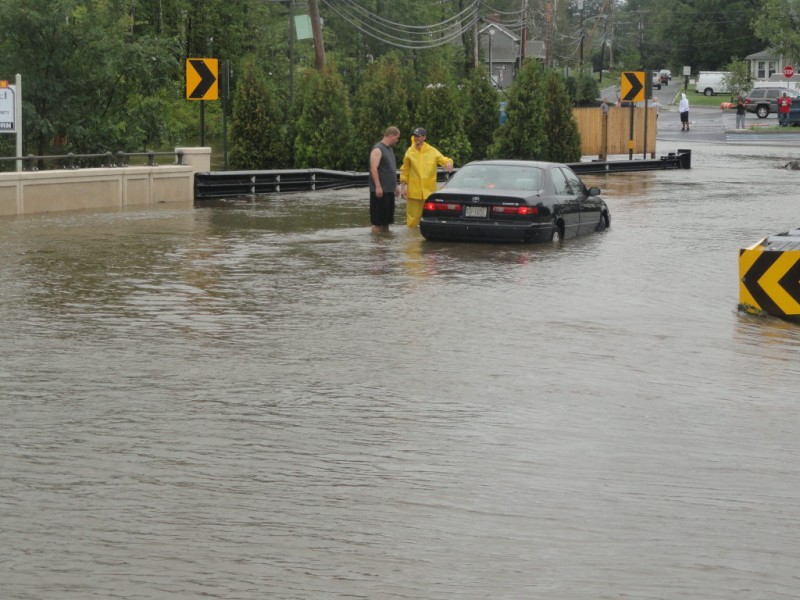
top-left (399, 138), bottom-right (453, 200)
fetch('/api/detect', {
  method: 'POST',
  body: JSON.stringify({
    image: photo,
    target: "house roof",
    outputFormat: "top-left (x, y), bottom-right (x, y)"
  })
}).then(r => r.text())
top-left (746, 49), bottom-right (780, 61)
top-left (478, 22), bottom-right (519, 42)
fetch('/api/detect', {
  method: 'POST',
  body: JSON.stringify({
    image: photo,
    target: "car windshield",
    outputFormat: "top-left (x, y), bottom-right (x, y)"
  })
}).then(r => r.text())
top-left (447, 165), bottom-right (544, 192)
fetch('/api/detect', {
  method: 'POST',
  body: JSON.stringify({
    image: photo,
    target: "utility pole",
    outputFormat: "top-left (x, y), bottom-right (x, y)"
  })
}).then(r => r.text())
top-left (520, 0), bottom-right (528, 65)
top-left (544, 0), bottom-right (553, 68)
top-left (308, 0), bottom-right (325, 69)
top-left (472, 9), bottom-right (479, 69)
top-left (578, 0), bottom-right (584, 69)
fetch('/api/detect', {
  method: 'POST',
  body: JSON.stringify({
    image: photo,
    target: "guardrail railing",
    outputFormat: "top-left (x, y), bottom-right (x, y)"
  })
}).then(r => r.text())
top-left (0, 150), bottom-right (185, 172)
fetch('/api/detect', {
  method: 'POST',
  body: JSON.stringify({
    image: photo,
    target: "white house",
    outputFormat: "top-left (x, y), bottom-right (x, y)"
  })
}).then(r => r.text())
top-left (745, 49), bottom-right (800, 82)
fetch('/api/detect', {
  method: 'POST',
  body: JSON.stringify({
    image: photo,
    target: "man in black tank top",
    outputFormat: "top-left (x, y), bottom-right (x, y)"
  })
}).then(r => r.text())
top-left (369, 126), bottom-right (401, 233)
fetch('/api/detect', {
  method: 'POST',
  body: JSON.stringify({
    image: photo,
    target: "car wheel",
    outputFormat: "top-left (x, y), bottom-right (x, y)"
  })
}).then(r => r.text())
top-left (756, 105), bottom-right (769, 119)
top-left (596, 212), bottom-right (608, 232)
top-left (552, 222), bottom-right (563, 242)
top-left (704, 88), bottom-right (713, 96)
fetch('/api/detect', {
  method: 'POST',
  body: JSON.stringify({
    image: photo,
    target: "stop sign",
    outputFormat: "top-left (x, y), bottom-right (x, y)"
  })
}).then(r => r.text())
top-left (784, 65), bottom-right (795, 78)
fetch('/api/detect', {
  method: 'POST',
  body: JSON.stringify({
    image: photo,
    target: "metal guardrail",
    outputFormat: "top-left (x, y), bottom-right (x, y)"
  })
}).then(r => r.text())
top-left (0, 150), bottom-right (185, 172)
top-left (194, 149), bottom-right (692, 200)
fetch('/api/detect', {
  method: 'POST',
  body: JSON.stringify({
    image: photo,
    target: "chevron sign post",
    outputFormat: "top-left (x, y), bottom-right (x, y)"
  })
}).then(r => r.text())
top-left (739, 228), bottom-right (800, 322)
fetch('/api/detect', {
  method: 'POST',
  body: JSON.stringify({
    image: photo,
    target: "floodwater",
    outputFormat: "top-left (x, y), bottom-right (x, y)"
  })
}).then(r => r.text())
top-left (2, 140), bottom-right (800, 600)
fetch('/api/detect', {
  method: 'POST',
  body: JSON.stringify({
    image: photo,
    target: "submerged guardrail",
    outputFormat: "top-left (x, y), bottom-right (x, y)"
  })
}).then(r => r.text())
top-left (194, 149), bottom-right (692, 200)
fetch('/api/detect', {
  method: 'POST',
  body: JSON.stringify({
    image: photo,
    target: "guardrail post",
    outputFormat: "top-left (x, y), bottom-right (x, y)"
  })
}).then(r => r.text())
top-left (147, 150), bottom-right (156, 166)
top-left (116, 151), bottom-right (127, 167)
top-left (104, 152), bottom-right (113, 167)
top-left (176, 150), bottom-right (184, 165)
top-left (67, 152), bottom-right (76, 169)
top-left (24, 154), bottom-right (36, 171)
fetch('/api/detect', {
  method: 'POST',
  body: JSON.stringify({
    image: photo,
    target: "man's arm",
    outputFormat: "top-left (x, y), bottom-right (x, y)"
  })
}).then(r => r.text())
top-left (370, 147), bottom-right (383, 197)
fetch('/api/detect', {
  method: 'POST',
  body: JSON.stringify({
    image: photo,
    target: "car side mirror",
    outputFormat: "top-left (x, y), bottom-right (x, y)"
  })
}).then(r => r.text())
top-left (588, 186), bottom-right (601, 196)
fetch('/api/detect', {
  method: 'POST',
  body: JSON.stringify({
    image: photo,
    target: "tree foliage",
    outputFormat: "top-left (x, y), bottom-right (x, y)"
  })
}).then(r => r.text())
top-left (412, 68), bottom-right (471, 166)
top-left (462, 66), bottom-right (501, 162)
top-left (489, 59), bottom-right (548, 160)
top-left (229, 58), bottom-right (290, 169)
top-left (754, 0), bottom-right (800, 64)
top-left (352, 54), bottom-right (413, 165)
top-left (541, 70), bottom-right (582, 163)
top-left (293, 66), bottom-right (357, 170)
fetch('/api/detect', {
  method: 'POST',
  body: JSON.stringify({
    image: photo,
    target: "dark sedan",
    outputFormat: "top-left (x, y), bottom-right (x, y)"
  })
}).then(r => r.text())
top-left (419, 160), bottom-right (610, 243)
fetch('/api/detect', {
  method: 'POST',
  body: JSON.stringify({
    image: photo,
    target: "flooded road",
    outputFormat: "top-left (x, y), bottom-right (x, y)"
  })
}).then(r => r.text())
top-left (2, 140), bottom-right (800, 599)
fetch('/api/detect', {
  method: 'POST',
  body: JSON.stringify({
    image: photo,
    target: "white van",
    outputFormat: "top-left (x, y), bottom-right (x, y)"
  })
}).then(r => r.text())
top-left (694, 71), bottom-right (731, 96)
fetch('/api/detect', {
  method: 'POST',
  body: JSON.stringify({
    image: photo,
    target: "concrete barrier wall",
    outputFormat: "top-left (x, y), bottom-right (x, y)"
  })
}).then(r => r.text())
top-left (0, 147), bottom-right (211, 217)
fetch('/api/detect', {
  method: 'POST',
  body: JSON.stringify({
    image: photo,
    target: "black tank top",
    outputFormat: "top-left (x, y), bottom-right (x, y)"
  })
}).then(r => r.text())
top-left (369, 142), bottom-right (397, 192)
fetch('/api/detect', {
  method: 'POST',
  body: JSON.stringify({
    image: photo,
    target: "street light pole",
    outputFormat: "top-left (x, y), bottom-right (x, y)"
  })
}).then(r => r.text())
top-left (489, 27), bottom-right (495, 86)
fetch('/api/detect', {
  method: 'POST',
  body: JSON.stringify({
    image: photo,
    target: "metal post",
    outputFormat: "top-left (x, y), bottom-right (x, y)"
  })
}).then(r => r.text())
top-left (200, 100), bottom-right (205, 146)
top-left (489, 27), bottom-right (494, 86)
top-left (221, 59), bottom-right (229, 170)
top-left (15, 74), bottom-right (22, 172)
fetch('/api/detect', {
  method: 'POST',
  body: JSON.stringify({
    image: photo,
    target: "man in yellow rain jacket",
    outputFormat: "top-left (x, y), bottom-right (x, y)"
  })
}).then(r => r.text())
top-left (399, 127), bottom-right (454, 228)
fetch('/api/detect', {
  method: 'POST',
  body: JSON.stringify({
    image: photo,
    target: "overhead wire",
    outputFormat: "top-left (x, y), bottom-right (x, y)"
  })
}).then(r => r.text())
top-left (319, 0), bottom-right (479, 49)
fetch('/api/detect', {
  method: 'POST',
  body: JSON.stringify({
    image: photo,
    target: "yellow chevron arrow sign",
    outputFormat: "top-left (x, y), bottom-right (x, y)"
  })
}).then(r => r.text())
top-left (739, 229), bottom-right (800, 321)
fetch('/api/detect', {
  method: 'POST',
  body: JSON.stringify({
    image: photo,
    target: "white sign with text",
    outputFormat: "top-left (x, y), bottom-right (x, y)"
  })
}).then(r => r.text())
top-left (0, 84), bottom-right (16, 133)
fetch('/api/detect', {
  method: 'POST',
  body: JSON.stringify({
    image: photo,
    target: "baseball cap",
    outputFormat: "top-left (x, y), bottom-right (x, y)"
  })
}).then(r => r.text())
top-left (412, 127), bottom-right (427, 136)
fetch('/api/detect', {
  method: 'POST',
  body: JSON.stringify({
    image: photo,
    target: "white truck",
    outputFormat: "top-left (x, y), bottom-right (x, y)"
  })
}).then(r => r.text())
top-left (694, 71), bottom-right (731, 96)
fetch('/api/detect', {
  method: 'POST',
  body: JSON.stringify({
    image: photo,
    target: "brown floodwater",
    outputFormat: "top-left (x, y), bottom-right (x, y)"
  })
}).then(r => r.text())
top-left (2, 140), bottom-right (800, 599)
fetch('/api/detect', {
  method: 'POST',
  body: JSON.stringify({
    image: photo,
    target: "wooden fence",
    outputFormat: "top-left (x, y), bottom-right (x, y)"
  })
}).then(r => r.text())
top-left (574, 106), bottom-right (657, 158)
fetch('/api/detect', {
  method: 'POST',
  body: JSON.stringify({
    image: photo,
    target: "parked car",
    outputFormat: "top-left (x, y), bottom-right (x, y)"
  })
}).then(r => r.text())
top-left (419, 160), bottom-right (610, 243)
top-left (744, 87), bottom-right (800, 118)
top-left (651, 71), bottom-right (662, 90)
top-left (659, 69), bottom-right (671, 85)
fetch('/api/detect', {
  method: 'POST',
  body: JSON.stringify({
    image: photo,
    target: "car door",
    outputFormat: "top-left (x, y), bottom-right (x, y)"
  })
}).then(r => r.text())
top-left (551, 167), bottom-right (580, 238)
top-left (562, 167), bottom-right (601, 236)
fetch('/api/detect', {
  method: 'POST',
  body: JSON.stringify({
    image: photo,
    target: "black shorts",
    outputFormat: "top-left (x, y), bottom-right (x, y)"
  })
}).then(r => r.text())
top-left (370, 191), bottom-right (395, 226)
top-left (680, 111), bottom-right (689, 123)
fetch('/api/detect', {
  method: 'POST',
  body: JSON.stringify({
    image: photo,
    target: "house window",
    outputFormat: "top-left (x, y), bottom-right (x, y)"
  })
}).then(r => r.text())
top-left (768, 61), bottom-right (777, 77)
top-left (757, 61), bottom-right (766, 78)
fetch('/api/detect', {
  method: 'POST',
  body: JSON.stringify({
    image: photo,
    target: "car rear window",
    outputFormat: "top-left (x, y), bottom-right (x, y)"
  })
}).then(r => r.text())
top-left (449, 166), bottom-right (543, 191)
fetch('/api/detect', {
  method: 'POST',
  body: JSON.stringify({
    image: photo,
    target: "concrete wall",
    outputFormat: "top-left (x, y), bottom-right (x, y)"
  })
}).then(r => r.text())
top-left (0, 147), bottom-right (211, 217)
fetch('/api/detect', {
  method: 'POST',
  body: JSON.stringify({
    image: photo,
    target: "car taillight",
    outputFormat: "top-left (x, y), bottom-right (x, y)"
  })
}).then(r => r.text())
top-left (424, 201), bottom-right (462, 212)
top-left (492, 205), bottom-right (538, 215)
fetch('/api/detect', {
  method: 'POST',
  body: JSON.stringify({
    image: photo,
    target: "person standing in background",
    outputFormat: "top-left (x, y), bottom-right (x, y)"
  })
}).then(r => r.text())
top-left (651, 96), bottom-right (662, 119)
top-left (777, 92), bottom-right (792, 126)
top-left (679, 93), bottom-right (690, 131)
top-left (369, 126), bottom-right (401, 234)
top-left (399, 128), bottom-right (453, 228)
top-left (736, 95), bottom-right (746, 129)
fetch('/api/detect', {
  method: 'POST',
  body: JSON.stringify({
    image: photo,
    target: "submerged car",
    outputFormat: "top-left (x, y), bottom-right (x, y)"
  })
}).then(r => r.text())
top-left (419, 160), bottom-right (610, 243)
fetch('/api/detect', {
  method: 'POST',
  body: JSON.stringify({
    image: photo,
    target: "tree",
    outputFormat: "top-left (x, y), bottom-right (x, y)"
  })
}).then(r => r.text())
top-left (293, 65), bottom-right (358, 170)
top-left (0, 0), bottom-right (182, 155)
top-left (489, 59), bottom-right (547, 160)
top-left (541, 70), bottom-right (582, 162)
top-left (351, 54), bottom-right (412, 166)
top-left (412, 68), bottom-right (471, 166)
top-left (462, 65), bottom-right (500, 162)
top-left (721, 58), bottom-right (754, 99)
top-left (754, 1), bottom-right (800, 64)
top-left (229, 58), bottom-right (291, 169)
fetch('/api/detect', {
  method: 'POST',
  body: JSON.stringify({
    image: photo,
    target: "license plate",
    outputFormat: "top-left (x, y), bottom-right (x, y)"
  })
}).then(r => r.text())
top-left (465, 206), bottom-right (487, 218)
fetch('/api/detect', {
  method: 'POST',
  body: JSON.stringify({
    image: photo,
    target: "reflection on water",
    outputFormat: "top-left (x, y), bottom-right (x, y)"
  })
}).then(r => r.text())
top-left (2, 142), bottom-right (800, 599)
